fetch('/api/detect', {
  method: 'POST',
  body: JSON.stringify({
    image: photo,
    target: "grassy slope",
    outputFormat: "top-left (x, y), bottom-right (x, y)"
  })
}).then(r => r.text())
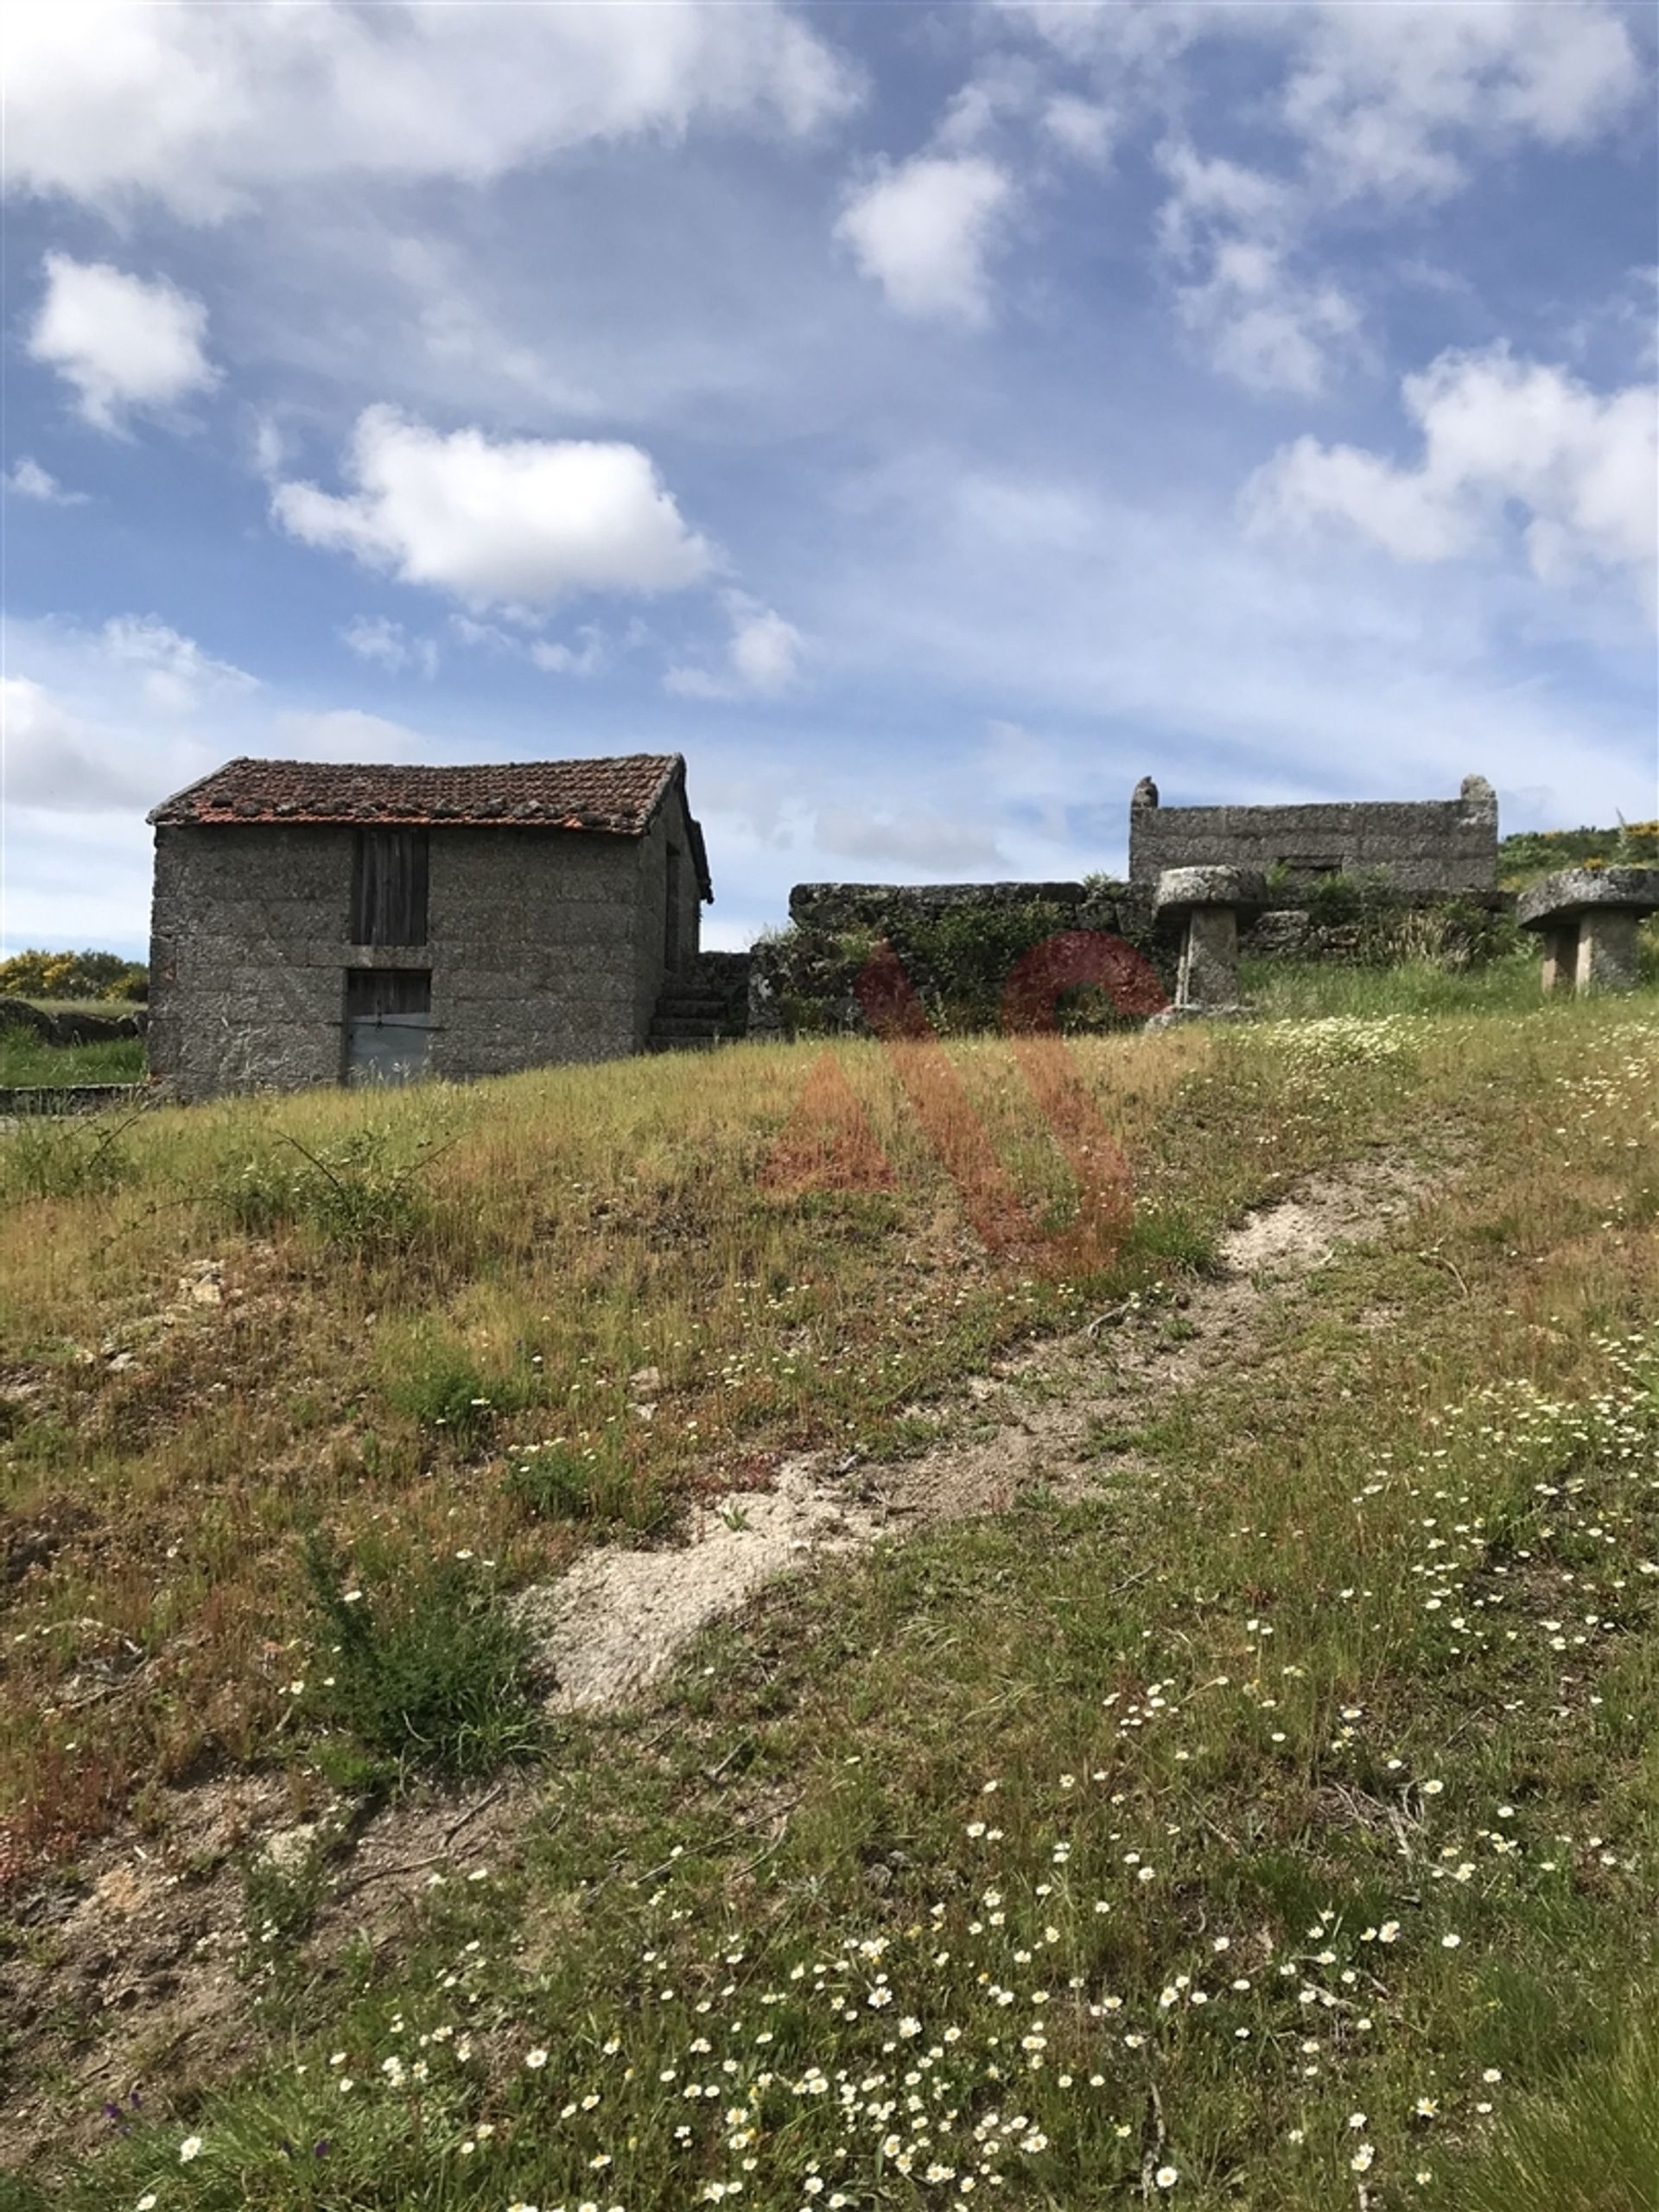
top-left (3, 975), bottom-right (1658, 2209)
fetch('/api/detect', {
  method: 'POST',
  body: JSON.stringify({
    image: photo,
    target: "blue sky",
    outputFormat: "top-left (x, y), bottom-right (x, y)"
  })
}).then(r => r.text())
top-left (6, 0), bottom-right (1656, 957)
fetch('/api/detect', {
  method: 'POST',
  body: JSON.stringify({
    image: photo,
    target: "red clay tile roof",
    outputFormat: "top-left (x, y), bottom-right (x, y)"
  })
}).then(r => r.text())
top-left (150, 753), bottom-right (711, 896)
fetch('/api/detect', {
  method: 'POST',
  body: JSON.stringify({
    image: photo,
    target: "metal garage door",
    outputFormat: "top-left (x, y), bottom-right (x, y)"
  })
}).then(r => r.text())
top-left (344, 969), bottom-right (433, 1087)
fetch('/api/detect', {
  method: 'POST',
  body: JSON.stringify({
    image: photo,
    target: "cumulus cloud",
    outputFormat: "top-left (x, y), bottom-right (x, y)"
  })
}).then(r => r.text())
top-left (2, 676), bottom-right (168, 813)
top-left (1244, 346), bottom-right (1658, 617)
top-left (273, 407), bottom-right (715, 611)
top-left (1274, 0), bottom-right (1641, 200)
top-left (100, 615), bottom-right (257, 712)
top-left (3, 456), bottom-right (87, 505)
top-left (836, 155), bottom-right (1014, 325)
top-left (666, 594), bottom-right (806, 699)
top-left (28, 254), bottom-right (218, 433)
top-left (1009, 0), bottom-right (1640, 198)
top-left (9, 0), bottom-right (856, 219)
top-left (341, 615), bottom-right (439, 679)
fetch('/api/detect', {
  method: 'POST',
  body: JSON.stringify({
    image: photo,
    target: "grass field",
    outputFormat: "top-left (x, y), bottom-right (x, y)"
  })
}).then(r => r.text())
top-left (2, 967), bottom-right (1656, 2208)
top-left (0, 1025), bottom-right (146, 1087)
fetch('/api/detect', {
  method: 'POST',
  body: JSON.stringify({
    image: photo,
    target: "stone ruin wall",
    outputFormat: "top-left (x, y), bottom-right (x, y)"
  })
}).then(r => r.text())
top-left (755, 842), bottom-right (1516, 1039)
top-left (1127, 775), bottom-right (1499, 893)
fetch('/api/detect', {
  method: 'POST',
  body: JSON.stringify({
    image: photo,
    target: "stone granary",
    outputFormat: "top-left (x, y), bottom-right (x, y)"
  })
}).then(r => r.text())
top-left (147, 754), bottom-right (711, 1097)
top-left (1128, 774), bottom-right (1498, 892)
top-left (1517, 867), bottom-right (1659, 995)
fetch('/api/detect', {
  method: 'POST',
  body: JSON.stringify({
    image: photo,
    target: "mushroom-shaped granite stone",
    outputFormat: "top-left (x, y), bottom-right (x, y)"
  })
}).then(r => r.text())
top-left (1153, 865), bottom-right (1269, 1016)
top-left (1516, 866), bottom-right (1659, 995)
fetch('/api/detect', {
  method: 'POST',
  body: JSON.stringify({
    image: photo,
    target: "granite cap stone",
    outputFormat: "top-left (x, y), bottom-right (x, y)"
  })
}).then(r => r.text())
top-left (1516, 867), bottom-right (1659, 931)
top-left (1153, 865), bottom-right (1270, 918)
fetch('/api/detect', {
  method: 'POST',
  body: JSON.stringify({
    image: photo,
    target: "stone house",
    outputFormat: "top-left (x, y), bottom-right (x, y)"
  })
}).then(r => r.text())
top-left (147, 753), bottom-right (710, 1097)
top-left (1128, 774), bottom-right (1498, 892)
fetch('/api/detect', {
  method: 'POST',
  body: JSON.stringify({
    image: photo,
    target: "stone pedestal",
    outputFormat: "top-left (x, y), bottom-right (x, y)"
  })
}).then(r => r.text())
top-left (1152, 865), bottom-right (1268, 1020)
top-left (1577, 908), bottom-right (1639, 993)
top-left (1179, 905), bottom-right (1239, 1009)
top-left (1540, 922), bottom-right (1579, 995)
top-left (1517, 867), bottom-right (1659, 999)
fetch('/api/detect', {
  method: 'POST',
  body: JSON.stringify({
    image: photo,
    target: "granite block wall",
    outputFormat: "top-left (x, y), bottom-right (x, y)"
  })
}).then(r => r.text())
top-left (1127, 776), bottom-right (1498, 893)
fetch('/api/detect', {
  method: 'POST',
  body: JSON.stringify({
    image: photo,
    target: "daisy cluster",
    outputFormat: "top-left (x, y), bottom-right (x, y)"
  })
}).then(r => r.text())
top-left (1255, 1016), bottom-right (1427, 1071)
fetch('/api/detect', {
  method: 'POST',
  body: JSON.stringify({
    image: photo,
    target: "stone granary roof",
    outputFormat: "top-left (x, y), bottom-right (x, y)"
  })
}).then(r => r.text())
top-left (149, 753), bottom-right (713, 898)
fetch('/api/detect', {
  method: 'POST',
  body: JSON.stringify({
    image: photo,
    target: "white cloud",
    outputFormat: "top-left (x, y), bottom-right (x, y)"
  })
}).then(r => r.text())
top-left (100, 615), bottom-right (257, 712)
top-left (1157, 144), bottom-right (1359, 396)
top-left (529, 630), bottom-right (607, 678)
top-left (28, 254), bottom-right (218, 433)
top-left (836, 155), bottom-right (1014, 325)
top-left (274, 709), bottom-right (430, 761)
top-left (1276, 0), bottom-right (1641, 201)
top-left (1001, 1), bottom-right (1644, 388)
top-left (2, 676), bottom-right (167, 814)
top-left (8, 0), bottom-right (856, 220)
top-left (666, 594), bottom-right (806, 699)
top-left (728, 601), bottom-right (806, 694)
top-left (1041, 94), bottom-right (1116, 165)
top-left (1008, 1), bottom-right (1641, 200)
top-left (341, 615), bottom-right (439, 679)
top-left (273, 407), bottom-right (715, 610)
top-left (813, 805), bottom-right (1005, 871)
top-left (1245, 346), bottom-right (1659, 618)
top-left (3, 456), bottom-right (87, 505)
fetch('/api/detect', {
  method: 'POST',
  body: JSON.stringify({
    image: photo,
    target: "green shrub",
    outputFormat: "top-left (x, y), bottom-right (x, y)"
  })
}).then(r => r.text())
top-left (502, 1438), bottom-right (667, 1533)
top-left (0, 948), bottom-right (148, 1001)
top-left (1499, 820), bottom-right (1659, 888)
top-left (502, 1440), bottom-right (597, 1518)
top-left (384, 1333), bottom-right (534, 1447)
top-left (765, 899), bottom-right (1122, 1036)
top-left (0, 1113), bottom-right (138, 1202)
top-left (301, 1535), bottom-right (543, 1781)
top-left (213, 1128), bottom-right (435, 1253)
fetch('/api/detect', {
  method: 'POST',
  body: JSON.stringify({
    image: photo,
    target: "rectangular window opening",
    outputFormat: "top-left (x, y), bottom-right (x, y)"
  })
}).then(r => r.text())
top-left (343, 968), bottom-right (432, 1088)
top-left (351, 828), bottom-right (429, 944)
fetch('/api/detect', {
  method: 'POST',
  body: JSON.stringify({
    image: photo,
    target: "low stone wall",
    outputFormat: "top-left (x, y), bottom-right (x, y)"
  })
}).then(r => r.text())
top-left (0, 1084), bottom-right (148, 1116)
top-left (1242, 888), bottom-right (1516, 967)
top-left (752, 880), bottom-right (1168, 1038)
top-left (0, 997), bottom-right (147, 1046)
top-left (752, 879), bottom-right (1519, 1038)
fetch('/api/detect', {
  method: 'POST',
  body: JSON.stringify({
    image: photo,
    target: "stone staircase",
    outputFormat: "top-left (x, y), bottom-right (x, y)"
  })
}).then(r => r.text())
top-left (646, 952), bottom-right (751, 1052)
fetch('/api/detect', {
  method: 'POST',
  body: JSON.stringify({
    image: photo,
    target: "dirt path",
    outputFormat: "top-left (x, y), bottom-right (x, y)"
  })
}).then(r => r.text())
top-left (518, 1154), bottom-right (1434, 1711)
top-left (2, 1152), bottom-right (1437, 2171)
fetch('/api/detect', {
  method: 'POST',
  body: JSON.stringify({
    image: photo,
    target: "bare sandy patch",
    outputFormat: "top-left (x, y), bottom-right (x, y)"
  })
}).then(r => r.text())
top-left (518, 1153), bottom-right (1440, 1712)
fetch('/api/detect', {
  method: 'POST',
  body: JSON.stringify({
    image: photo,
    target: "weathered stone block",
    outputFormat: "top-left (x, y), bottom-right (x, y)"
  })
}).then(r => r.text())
top-left (1516, 866), bottom-right (1659, 931)
top-left (1152, 866), bottom-right (1270, 919)
top-left (1577, 910), bottom-right (1640, 993)
top-left (1540, 922), bottom-right (1578, 995)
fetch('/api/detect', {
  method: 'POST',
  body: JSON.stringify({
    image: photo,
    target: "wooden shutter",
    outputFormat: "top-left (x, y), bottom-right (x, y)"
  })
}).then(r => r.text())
top-left (351, 830), bottom-right (429, 944)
